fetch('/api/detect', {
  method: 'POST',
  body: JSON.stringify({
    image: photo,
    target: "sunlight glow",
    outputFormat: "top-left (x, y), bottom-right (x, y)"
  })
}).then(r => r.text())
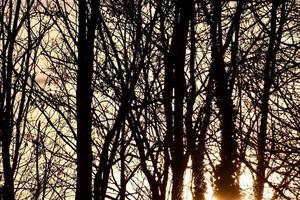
top-left (182, 159), bottom-right (217, 200)
top-left (182, 161), bottom-right (193, 200)
top-left (182, 162), bottom-right (277, 200)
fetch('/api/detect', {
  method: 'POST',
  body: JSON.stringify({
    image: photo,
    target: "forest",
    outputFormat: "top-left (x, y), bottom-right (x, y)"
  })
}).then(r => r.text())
top-left (0, 0), bottom-right (299, 199)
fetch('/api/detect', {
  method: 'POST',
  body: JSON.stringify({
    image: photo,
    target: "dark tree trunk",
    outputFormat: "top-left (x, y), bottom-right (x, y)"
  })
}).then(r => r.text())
top-left (0, 1), bottom-right (23, 199)
top-left (120, 128), bottom-right (126, 200)
top-left (210, 1), bottom-right (241, 199)
top-left (1, 127), bottom-right (14, 200)
top-left (168, 0), bottom-right (193, 199)
top-left (1, 43), bottom-right (15, 200)
top-left (75, 0), bottom-right (99, 199)
top-left (254, 2), bottom-right (285, 200)
top-left (191, 76), bottom-right (214, 200)
top-left (186, 5), bottom-right (212, 198)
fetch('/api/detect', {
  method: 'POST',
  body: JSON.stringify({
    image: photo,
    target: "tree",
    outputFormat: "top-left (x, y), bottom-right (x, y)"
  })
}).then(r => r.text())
top-left (76, 0), bottom-right (99, 199)
top-left (0, 0), bottom-right (47, 199)
top-left (197, 1), bottom-right (245, 199)
top-left (254, 1), bottom-right (286, 199)
top-left (1, 0), bottom-right (299, 199)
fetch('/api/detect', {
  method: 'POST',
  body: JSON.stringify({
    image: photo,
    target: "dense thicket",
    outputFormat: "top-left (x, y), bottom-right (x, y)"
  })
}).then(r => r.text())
top-left (0, 0), bottom-right (299, 200)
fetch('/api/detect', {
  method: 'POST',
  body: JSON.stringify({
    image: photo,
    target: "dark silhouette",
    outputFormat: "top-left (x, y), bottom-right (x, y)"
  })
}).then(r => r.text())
top-left (1, 0), bottom-right (299, 200)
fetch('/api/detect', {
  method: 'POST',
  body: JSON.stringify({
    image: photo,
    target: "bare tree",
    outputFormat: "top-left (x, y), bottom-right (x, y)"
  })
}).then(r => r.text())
top-left (1, 0), bottom-right (299, 199)
top-left (254, 1), bottom-right (287, 199)
top-left (76, 0), bottom-right (99, 199)
top-left (0, 0), bottom-right (48, 199)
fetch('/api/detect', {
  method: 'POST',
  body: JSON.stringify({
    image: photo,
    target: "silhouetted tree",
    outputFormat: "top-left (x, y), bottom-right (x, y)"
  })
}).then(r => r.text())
top-left (1, 0), bottom-right (299, 199)
top-left (254, 1), bottom-right (286, 199)
top-left (0, 0), bottom-right (47, 199)
top-left (76, 0), bottom-right (99, 199)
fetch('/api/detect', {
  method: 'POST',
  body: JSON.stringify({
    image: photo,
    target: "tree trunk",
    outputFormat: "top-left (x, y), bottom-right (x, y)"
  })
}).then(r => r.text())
top-left (75, 0), bottom-right (99, 199)
top-left (210, 1), bottom-right (240, 199)
top-left (1, 127), bottom-right (14, 200)
top-left (186, 6), bottom-right (212, 198)
top-left (254, 2), bottom-right (285, 200)
top-left (191, 77), bottom-right (214, 200)
top-left (169, 0), bottom-right (193, 199)
top-left (0, 1), bottom-right (23, 199)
